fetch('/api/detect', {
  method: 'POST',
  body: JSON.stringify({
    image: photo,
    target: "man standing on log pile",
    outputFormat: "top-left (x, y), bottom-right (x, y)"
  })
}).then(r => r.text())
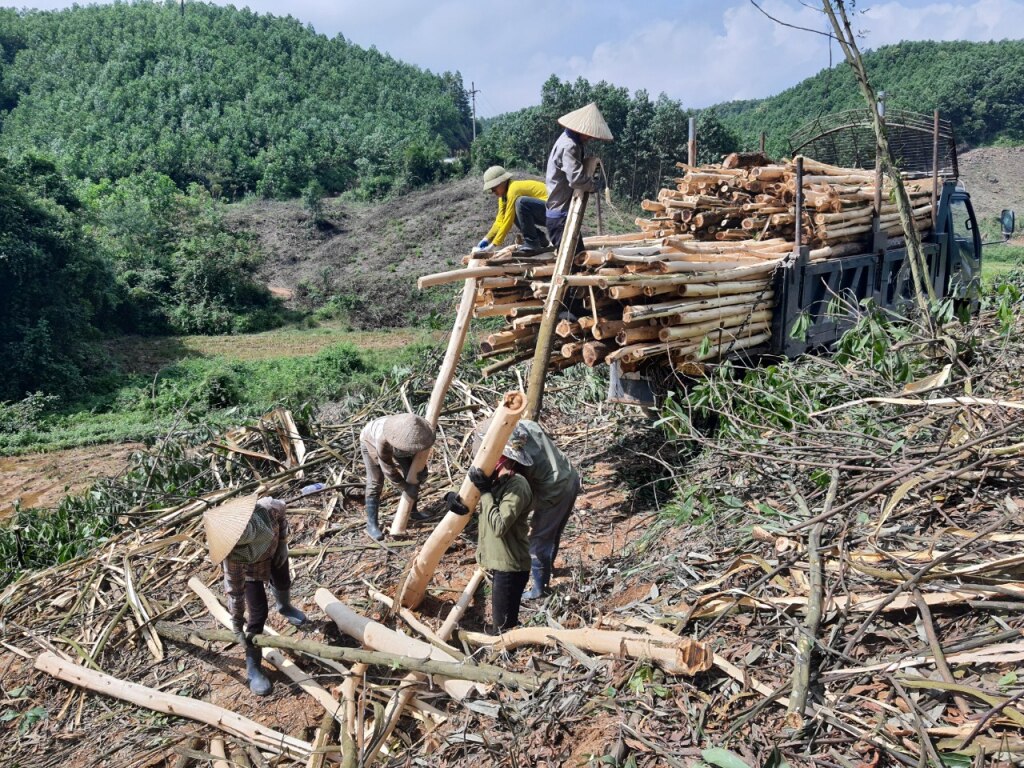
top-left (473, 166), bottom-right (551, 257)
top-left (545, 102), bottom-right (613, 253)
top-left (472, 419), bottom-right (580, 600)
top-left (360, 413), bottom-right (436, 540)
top-left (203, 494), bottom-right (308, 695)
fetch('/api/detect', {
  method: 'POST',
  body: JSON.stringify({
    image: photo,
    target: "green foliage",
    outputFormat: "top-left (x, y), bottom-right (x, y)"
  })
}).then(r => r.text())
top-left (82, 172), bottom-right (281, 335)
top-left (0, 158), bottom-right (115, 401)
top-left (475, 76), bottom-right (736, 202)
top-left (301, 179), bottom-right (326, 225)
top-left (716, 40), bottom-right (1024, 155)
top-left (0, 1), bottom-right (472, 199)
top-left (0, 392), bottom-right (59, 433)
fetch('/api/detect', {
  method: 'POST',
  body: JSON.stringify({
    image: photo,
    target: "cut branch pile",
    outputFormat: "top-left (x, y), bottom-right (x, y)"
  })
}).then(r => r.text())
top-left (418, 155), bottom-right (934, 375)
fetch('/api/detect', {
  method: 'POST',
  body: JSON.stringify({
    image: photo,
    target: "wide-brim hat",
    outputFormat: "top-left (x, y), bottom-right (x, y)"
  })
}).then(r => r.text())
top-left (473, 417), bottom-right (534, 467)
top-left (558, 102), bottom-right (614, 141)
top-left (483, 165), bottom-right (513, 191)
top-left (203, 493), bottom-right (259, 566)
top-left (383, 414), bottom-right (435, 454)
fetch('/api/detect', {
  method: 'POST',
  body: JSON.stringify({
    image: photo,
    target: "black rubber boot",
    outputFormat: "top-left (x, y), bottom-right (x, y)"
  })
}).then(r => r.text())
top-left (271, 588), bottom-right (307, 626)
top-left (365, 498), bottom-right (384, 541)
top-left (244, 644), bottom-right (273, 696)
top-left (522, 559), bottom-right (550, 601)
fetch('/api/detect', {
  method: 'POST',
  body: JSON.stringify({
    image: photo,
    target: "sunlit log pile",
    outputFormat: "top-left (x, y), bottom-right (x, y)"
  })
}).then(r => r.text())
top-left (418, 154), bottom-right (934, 374)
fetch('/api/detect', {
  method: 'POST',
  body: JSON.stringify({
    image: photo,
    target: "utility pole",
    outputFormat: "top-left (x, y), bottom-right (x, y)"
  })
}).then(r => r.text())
top-left (469, 81), bottom-right (480, 143)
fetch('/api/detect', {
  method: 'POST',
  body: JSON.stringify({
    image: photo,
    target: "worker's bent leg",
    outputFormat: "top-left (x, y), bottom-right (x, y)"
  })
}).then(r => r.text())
top-left (515, 196), bottom-right (549, 249)
top-left (243, 580), bottom-right (270, 636)
top-left (361, 442), bottom-right (384, 507)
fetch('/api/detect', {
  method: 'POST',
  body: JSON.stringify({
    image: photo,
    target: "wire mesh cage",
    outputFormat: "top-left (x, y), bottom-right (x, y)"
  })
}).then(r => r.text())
top-left (788, 109), bottom-right (958, 178)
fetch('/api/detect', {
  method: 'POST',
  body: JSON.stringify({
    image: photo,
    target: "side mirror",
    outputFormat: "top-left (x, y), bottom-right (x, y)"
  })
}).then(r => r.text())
top-left (1001, 209), bottom-right (1016, 241)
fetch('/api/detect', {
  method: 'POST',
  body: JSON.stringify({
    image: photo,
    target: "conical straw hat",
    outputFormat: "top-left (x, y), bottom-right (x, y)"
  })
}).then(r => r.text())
top-left (558, 102), bottom-right (614, 141)
top-left (382, 413), bottom-right (435, 454)
top-left (203, 493), bottom-right (259, 565)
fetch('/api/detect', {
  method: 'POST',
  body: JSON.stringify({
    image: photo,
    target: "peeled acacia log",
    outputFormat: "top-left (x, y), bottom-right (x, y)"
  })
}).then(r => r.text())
top-left (400, 391), bottom-right (527, 609)
top-left (34, 652), bottom-right (313, 760)
top-left (316, 589), bottom-right (475, 701)
top-left (462, 627), bottom-right (712, 676)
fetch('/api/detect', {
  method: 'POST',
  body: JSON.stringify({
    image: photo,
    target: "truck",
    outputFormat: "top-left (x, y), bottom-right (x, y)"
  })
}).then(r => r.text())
top-left (609, 108), bottom-right (1018, 405)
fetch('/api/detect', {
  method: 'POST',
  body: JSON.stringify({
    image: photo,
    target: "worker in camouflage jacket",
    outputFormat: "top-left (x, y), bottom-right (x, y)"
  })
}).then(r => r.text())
top-left (545, 102), bottom-right (614, 252)
top-left (203, 495), bottom-right (307, 695)
top-left (472, 419), bottom-right (580, 600)
top-left (473, 166), bottom-right (550, 257)
top-left (360, 413), bottom-right (436, 540)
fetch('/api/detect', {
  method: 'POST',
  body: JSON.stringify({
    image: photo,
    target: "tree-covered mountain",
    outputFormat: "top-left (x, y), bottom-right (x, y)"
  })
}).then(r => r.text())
top-left (715, 40), bottom-right (1024, 157)
top-left (0, 1), bottom-right (473, 199)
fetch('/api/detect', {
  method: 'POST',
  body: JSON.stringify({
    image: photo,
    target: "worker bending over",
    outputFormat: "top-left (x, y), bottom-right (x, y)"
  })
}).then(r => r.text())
top-left (204, 495), bottom-right (308, 695)
top-left (473, 419), bottom-right (580, 600)
top-left (473, 165), bottom-right (550, 257)
top-left (360, 414), bottom-right (435, 540)
top-left (545, 102), bottom-right (613, 251)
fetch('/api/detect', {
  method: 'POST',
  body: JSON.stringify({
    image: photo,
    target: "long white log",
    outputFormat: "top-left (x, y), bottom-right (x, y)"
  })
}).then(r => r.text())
top-left (461, 627), bottom-right (713, 677)
top-left (34, 651), bottom-right (312, 760)
top-left (391, 258), bottom-right (486, 535)
top-left (400, 391), bottom-right (527, 609)
top-left (315, 589), bottom-right (475, 701)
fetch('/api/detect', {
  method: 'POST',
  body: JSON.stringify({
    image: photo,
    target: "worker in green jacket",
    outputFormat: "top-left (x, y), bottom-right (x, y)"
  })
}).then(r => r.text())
top-left (472, 418), bottom-right (580, 601)
top-left (451, 447), bottom-right (534, 631)
top-left (473, 166), bottom-right (551, 257)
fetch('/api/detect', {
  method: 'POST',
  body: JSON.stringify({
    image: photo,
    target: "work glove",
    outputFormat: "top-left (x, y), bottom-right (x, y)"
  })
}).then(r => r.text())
top-left (416, 466), bottom-right (429, 485)
top-left (402, 481), bottom-right (420, 502)
top-left (445, 492), bottom-right (470, 516)
top-left (468, 466), bottom-right (494, 493)
top-left (472, 239), bottom-right (494, 254)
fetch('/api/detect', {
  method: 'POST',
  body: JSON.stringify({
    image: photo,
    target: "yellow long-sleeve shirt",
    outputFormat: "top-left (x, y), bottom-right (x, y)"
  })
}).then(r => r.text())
top-left (484, 179), bottom-right (548, 247)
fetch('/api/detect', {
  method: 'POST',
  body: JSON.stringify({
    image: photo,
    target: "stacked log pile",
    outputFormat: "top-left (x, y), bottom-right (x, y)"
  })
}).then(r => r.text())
top-left (418, 155), bottom-right (935, 375)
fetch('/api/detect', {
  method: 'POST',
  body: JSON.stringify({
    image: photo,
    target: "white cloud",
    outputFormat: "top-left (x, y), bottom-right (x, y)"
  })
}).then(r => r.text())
top-left (5, 0), bottom-right (1023, 113)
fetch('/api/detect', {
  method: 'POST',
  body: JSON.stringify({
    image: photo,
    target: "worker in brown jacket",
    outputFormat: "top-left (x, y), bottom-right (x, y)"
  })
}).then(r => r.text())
top-left (359, 413), bottom-right (436, 540)
top-left (203, 494), bottom-right (307, 696)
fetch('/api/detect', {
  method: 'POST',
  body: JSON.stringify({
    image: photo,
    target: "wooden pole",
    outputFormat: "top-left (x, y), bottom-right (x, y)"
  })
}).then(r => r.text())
top-left (932, 109), bottom-right (940, 229)
top-left (154, 621), bottom-right (537, 691)
top-left (462, 627), bottom-right (713, 676)
top-left (315, 589), bottom-right (475, 701)
top-left (391, 258), bottom-right (485, 535)
top-left (399, 391), bottom-right (527, 608)
top-left (34, 651), bottom-right (313, 760)
top-left (524, 183), bottom-right (590, 420)
top-left (438, 567), bottom-right (486, 640)
top-left (688, 117), bottom-right (696, 167)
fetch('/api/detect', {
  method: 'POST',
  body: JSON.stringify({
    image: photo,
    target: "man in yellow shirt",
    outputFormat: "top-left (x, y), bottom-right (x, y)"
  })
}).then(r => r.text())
top-left (473, 166), bottom-right (550, 257)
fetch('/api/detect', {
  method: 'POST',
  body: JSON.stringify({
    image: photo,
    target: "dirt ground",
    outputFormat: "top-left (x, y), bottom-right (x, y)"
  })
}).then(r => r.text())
top-left (0, 442), bottom-right (142, 520)
top-left (956, 145), bottom-right (1024, 227)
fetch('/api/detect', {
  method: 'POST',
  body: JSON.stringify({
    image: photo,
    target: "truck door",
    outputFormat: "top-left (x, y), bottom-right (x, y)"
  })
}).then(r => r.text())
top-left (946, 190), bottom-right (982, 303)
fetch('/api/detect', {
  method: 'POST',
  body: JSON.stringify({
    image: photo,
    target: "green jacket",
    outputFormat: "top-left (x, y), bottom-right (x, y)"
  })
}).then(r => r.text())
top-left (517, 420), bottom-right (578, 510)
top-left (477, 473), bottom-right (533, 572)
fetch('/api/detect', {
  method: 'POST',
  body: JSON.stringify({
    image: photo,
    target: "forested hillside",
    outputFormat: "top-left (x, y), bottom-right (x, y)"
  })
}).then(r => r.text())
top-left (0, 1), bottom-right (473, 198)
top-left (716, 40), bottom-right (1024, 156)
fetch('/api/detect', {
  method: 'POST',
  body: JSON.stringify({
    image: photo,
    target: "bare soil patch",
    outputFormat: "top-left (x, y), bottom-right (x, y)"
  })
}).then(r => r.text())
top-left (957, 145), bottom-right (1024, 224)
top-left (0, 442), bottom-right (141, 519)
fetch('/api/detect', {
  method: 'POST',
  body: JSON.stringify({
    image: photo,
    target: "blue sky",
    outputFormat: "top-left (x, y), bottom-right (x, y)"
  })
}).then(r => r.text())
top-left (5, 0), bottom-right (1024, 115)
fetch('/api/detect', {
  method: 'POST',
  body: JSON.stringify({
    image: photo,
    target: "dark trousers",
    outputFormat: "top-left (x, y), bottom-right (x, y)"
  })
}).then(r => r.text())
top-left (546, 214), bottom-right (583, 254)
top-left (243, 541), bottom-right (291, 635)
top-left (362, 444), bottom-right (414, 507)
top-left (529, 472), bottom-right (581, 568)
top-left (491, 570), bottom-right (530, 631)
top-left (514, 196), bottom-right (549, 248)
